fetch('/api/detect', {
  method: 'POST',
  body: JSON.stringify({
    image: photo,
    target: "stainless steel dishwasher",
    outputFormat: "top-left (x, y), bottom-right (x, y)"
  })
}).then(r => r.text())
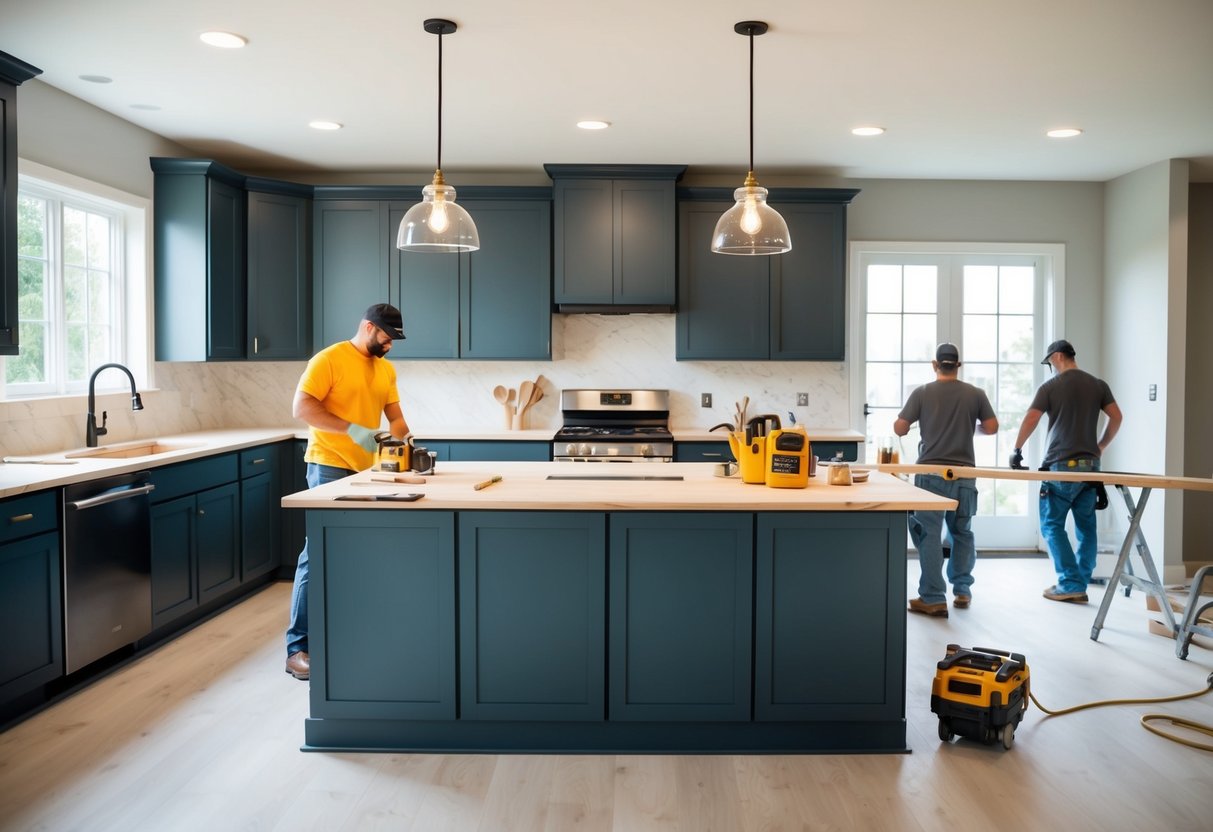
top-left (62, 471), bottom-right (155, 673)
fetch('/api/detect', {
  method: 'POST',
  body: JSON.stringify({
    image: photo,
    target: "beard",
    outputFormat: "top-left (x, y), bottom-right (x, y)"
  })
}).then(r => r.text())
top-left (367, 340), bottom-right (389, 358)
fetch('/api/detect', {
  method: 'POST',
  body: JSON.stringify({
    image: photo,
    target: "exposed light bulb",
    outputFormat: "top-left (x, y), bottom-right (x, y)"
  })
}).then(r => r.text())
top-left (427, 198), bottom-right (450, 234)
top-left (740, 194), bottom-right (763, 235)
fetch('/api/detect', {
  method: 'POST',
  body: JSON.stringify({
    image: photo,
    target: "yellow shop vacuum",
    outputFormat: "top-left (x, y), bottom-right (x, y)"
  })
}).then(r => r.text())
top-left (931, 643), bottom-right (1030, 750)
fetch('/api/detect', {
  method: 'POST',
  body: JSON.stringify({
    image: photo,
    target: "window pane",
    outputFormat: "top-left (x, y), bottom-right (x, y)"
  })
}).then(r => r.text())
top-left (963, 361), bottom-right (997, 404)
top-left (903, 265), bottom-right (937, 313)
top-left (963, 314), bottom-right (998, 361)
top-left (66, 324), bottom-right (88, 382)
top-left (903, 314), bottom-right (936, 361)
top-left (867, 265), bottom-right (901, 313)
top-left (65, 266), bottom-right (87, 321)
top-left (87, 212), bottom-right (111, 270)
top-left (89, 325), bottom-right (113, 369)
top-left (999, 363), bottom-right (1036, 414)
top-left (964, 265), bottom-right (998, 313)
top-left (999, 266), bottom-right (1034, 314)
top-left (999, 314), bottom-right (1034, 362)
top-left (866, 313), bottom-right (902, 360)
top-left (904, 362), bottom-right (935, 398)
top-left (5, 322), bottom-right (47, 384)
top-left (18, 196), bottom-right (46, 257)
top-left (88, 269), bottom-right (112, 323)
top-left (63, 206), bottom-right (87, 267)
top-left (866, 362), bottom-right (902, 407)
top-left (17, 258), bottom-right (47, 320)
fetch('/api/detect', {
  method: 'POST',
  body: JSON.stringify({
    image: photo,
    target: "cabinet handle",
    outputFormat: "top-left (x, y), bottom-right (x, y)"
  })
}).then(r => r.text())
top-left (250, 458), bottom-right (266, 465)
top-left (198, 509), bottom-right (206, 517)
top-left (9, 513), bottom-right (35, 523)
top-left (253, 336), bottom-right (259, 354)
top-left (701, 452), bottom-right (723, 458)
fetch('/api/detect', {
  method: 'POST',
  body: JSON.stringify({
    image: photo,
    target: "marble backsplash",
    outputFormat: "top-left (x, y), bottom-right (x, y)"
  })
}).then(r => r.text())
top-left (1, 315), bottom-right (851, 456)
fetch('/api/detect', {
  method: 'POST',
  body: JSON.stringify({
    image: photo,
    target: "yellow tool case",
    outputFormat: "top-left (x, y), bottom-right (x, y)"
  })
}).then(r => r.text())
top-left (931, 643), bottom-right (1030, 749)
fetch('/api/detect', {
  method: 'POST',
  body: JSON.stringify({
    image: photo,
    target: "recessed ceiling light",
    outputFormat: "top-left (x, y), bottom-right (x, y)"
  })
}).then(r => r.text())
top-left (576, 120), bottom-right (610, 130)
top-left (199, 31), bottom-right (248, 49)
top-left (309, 121), bottom-right (343, 131)
top-left (1047, 128), bottom-right (1083, 138)
top-left (130, 104), bottom-right (161, 111)
top-left (78, 75), bottom-right (112, 84)
top-left (851, 126), bottom-right (885, 136)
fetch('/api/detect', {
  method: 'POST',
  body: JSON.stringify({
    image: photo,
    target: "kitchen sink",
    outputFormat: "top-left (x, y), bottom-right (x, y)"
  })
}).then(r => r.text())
top-left (64, 440), bottom-right (205, 460)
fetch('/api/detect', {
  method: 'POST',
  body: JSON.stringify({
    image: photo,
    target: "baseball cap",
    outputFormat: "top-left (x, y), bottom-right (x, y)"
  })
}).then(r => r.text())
top-left (1040, 339), bottom-right (1075, 364)
top-left (935, 342), bottom-right (960, 366)
top-left (364, 303), bottom-right (406, 340)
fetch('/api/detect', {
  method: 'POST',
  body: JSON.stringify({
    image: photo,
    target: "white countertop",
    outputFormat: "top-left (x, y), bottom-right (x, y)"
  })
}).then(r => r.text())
top-left (281, 461), bottom-right (954, 512)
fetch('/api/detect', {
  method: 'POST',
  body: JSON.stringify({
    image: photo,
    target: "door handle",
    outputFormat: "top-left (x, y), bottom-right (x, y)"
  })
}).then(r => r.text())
top-left (66, 483), bottom-right (156, 511)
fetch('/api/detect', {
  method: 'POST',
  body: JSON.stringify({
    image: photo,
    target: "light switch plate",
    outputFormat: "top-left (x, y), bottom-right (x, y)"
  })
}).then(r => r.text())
top-left (797, 392), bottom-right (809, 406)
top-left (701, 393), bottom-right (712, 408)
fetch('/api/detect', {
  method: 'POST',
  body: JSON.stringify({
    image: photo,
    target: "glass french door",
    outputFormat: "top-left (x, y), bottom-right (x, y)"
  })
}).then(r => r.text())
top-left (855, 247), bottom-right (1060, 549)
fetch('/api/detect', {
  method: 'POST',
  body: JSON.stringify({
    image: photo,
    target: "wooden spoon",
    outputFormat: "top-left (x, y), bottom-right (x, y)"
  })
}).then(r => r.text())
top-left (516, 380), bottom-right (535, 429)
top-left (497, 386), bottom-right (514, 429)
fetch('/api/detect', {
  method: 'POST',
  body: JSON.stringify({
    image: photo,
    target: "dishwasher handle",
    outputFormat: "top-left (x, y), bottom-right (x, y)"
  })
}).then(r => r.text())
top-left (66, 483), bottom-right (156, 511)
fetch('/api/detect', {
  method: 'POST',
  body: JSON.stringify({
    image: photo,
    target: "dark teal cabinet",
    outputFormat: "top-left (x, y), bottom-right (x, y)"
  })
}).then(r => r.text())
top-left (309, 510), bottom-right (456, 720)
top-left (458, 511), bottom-right (606, 721)
top-left (246, 186), bottom-right (312, 359)
top-left (546, 165), bottom-right (685, 311)
top-left (673, 441), bottom-right (732, 462)
top-left (677, 189), bottom-right (859, 360)
top-left (0, 52), bottom-right (41, 356)
top-left (239, 443), bottom-right (281, 582)
top-left (414, 440), bottom-right (551, 463)
top-left (0, 490), bottom-right (61, 704)
top-left (391, 196), bottom-right (551, 360)
top-left (151, 159), bottom-right (247, 361)
top-left (608, 512), bottom-right (752, 721)
top-left (281, 438), bottom-right (308, 576)
top-left (312, 200), bottom-right (390, 350)
top-left (149, 454), bottom-right (241, 628)
top-left (755, 512), bottom-right (906, 721)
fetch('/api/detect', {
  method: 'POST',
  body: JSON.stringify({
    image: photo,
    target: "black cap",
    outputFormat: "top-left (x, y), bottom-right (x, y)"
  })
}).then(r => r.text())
top-left (364, 303), bottom-right (405, 340)
top-left (1041, 339), bottom-right (1075, 364)
top-left (935, 342), bottom-right (960, 366)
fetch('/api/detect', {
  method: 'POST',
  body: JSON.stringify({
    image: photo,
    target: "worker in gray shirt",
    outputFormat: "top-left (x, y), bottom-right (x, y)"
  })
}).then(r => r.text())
top-left (894, 343), bottom-right (998, 617)
top-left (1012, 339), bottom-right (1122, 604)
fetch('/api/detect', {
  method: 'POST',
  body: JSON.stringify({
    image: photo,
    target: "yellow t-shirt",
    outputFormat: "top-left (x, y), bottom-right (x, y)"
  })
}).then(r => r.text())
top-left (298, 341), bottom-right (400, 472)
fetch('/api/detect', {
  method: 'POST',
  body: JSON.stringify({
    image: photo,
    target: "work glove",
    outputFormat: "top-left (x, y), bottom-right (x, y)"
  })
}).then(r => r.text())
top-left (1009, 448), bottom-right (1026, 470)
top-left (347, 423), bottom-right (379, 453)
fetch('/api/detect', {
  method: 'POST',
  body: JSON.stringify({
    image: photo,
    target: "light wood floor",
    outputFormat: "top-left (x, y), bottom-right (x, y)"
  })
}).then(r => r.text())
top-left (2, 559), bottom-right (1212, 832)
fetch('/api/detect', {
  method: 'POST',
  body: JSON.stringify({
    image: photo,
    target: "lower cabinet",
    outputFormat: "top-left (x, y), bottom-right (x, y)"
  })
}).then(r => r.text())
top-left (608, 512), bottom-right (752, 721)
top-left (281, 439), bottom-right (308, 574)
top-left (673, 441), bottom-right (732, 462)
top-left (310, 510), bottom-right (456, 720)
top-left (416, 440), bottom-right (552, 463)
top-left (0, 493), bottom-right (62, 705)
top-left (754, 512), bottom-right (906, 721)
top-left (458, 511), bottom-right (605, 720)
top-left (239, 443), bottom-right (281, 582)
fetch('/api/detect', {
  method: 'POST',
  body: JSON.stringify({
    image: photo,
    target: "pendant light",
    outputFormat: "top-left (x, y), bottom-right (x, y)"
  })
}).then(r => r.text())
top-left (711, 21), bottom-right (791, 256)
top-left (397, 18), bottom-right (480, 253)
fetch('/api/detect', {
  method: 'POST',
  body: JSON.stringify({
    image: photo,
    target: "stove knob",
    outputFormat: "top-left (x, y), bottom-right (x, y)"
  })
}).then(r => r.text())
top-left (564, 443), bottom-right (579, 456)
top-left (578, 443), bottom-right (590, 456)
top-left (640, 444), bottom-right (653, 457)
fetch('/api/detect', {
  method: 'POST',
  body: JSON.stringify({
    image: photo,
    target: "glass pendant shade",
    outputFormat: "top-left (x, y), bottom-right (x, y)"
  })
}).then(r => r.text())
top-left (397, 175), bottom-right (480, 252)
top-left (711, 176), bottom-right (791, 255)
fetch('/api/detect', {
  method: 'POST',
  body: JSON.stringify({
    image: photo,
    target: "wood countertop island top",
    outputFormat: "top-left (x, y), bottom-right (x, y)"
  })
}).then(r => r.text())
top-left (281, 461), bottom-right (956, 512)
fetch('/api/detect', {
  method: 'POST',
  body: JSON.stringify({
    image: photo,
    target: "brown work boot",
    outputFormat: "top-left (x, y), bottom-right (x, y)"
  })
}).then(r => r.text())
top-left (285, 651), bottom-right (310, 680)
top-left (952, 594), bottom-right (971, 609)
top-left (908, 597), bottom-right (949, 618)
top-left (1042, 585), bottom-right (1088, 603)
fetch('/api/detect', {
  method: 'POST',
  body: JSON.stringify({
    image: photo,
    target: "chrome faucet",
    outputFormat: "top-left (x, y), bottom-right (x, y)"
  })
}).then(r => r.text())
top-left (86, 363), bottom-right (144, 447)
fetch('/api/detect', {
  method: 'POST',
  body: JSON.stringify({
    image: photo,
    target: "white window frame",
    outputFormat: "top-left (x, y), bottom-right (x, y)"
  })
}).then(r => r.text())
top-left (2, 160), bottom-right (152, 400)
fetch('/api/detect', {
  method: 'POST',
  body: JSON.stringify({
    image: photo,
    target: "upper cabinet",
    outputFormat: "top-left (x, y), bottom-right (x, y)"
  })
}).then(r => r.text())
top-left (676, 188), bottom-right (859, 361)
top-left (314, 187), bottom-right (551, 360)
top-left (245, 180), bottom-right (312, 360)
top-left (0, 51), bottom-right (42, 357)
top-left (545, 164), bottom-right (685, 312)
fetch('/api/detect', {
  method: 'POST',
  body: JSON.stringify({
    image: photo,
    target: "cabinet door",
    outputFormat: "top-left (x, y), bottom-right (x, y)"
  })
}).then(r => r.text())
top-left (281, 439), bottom-right (308, 574)
top-left (459, 511), bottom-right (606, 721)
top-left (206, 177), bottom-right (247, 360)
top-left (676, 201), bottom-right (769, 359)
top-left (552, 179), bottom-right (613, 304)
top-left (460, 200), bottom-right (552, 360)
top-left (247, 190), bottom-right (311, 359)
top-left (313, 201), bottom-right (389, 350)
top-left (443, 440), bottom-right (551, 462)
top-left (196, 482), bottom-right (240, 604)
top-left (673, 441), bottom-right (732, 462)
top-left (310, 509), bottom-right (456, 720)
top-left (151, 494), bottom-right (197, 629)
top-left (0, 77), bottom-right (18, 355)
top-left (614, 179), bottom-right (675, 305)
top-left (240, 471), bottom-right (277, 582)
top-left (388, 203), bottom-right (460, 358)
top-left (770, 203), bottom-right (847, 360)
top-left (608, 512), bottom-right (752, 721)
top-left (0, 531), bottom-right (62, 702)
top-left (755, 512), bottom-right (906, 721)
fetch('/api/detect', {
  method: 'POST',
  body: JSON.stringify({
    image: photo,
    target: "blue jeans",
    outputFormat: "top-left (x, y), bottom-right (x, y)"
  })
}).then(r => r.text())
top-left (286, 463), bottom-right (354, 657)
top-left (1040, 458), bottom-right (1100, 594)
top-left (908, 474), bottom-right (978, 605)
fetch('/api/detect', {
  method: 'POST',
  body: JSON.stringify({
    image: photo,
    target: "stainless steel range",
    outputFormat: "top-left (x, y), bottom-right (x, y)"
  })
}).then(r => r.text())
top-left (553, 389), bottom-right (673, 462)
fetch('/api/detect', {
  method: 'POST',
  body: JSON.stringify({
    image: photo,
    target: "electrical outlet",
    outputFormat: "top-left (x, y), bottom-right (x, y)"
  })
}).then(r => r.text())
top-left (797, 392), bottom-right (809, 407)
top-left (701, 393), bottom-right (712, 408)
top-left (1149, 384), bottom-right (1157, 401)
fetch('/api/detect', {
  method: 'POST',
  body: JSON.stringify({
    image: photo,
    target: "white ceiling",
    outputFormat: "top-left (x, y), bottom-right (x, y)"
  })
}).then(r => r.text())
top-left (4, 0), bottom-right (1213, 182)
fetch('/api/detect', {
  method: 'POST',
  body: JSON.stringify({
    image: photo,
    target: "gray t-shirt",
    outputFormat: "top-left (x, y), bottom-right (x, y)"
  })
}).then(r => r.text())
top-left (898, 379), bottom-right (995, 467)
top-left (1029, 368), bottom-right (1115, 466)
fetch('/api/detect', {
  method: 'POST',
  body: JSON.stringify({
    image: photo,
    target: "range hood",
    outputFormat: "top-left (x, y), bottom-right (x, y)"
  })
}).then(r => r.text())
top-left (555, 303), bottom-right (674, 315)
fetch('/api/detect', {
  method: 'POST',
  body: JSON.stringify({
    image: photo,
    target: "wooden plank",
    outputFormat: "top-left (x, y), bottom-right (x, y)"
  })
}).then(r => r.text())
top-left (877, 464), bottom-right (1213, 492)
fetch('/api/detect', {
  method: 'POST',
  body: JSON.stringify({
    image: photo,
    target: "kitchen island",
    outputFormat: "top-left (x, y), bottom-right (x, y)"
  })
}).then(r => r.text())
top-left (282, 462), bottom-right (954, 753)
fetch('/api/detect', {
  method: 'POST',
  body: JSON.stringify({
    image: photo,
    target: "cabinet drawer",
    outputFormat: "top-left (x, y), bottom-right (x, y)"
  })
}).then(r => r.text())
top-left (150, 454), bottom-right (239, 503)
top-left (811, 441), bottom-right (859, 463)
top-left (1, 491), bottom-right (57, 544)
top-left (240, 442), bottom-right (281, 478)
top-left (673, 441), bottom-right (731, 462)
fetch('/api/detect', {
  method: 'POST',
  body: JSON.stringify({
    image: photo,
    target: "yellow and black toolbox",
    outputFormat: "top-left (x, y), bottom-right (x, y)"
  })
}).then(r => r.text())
top-left (931, 643), bottom-right (1030, 749)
